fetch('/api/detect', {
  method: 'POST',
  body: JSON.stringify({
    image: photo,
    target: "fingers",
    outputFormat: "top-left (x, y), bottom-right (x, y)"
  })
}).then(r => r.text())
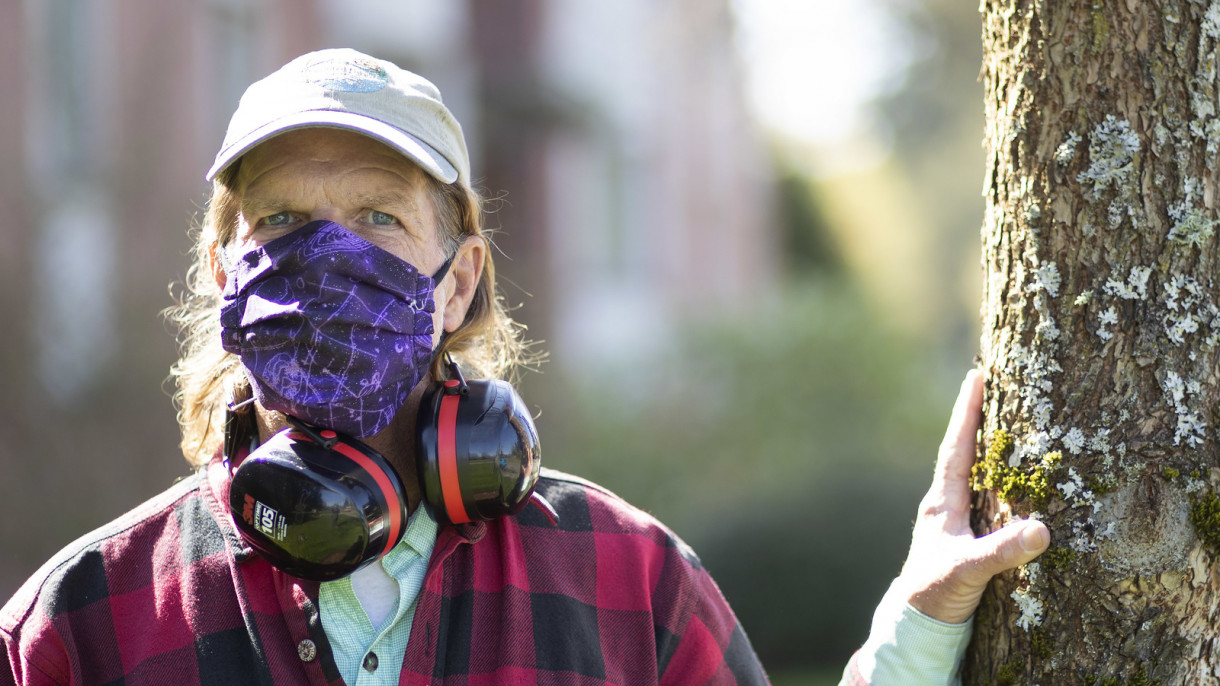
top-left (902, 519), bottom-right (1052, 624)
top-left (961, 519), bottom-right (1051, 583)
top-left (933, 370), bottom-right (984, 485)
top-left (903, 369), bottom-right (1052, 625)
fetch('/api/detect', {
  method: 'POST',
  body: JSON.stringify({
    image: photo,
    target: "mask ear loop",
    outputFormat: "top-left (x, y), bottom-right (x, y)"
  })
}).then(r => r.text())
top-left (430, 250), bottom-right (457, 284)
top-left (425, 248), bottom-right (459, 381)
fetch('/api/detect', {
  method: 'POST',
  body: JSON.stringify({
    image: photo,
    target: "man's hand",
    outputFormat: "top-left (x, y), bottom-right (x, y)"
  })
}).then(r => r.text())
top-left (897, 369), bottom-right (1050, 625)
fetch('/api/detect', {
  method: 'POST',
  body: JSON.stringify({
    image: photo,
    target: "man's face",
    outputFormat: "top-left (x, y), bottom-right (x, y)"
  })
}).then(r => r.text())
top-left (227, 127), bottom-right (456, 343)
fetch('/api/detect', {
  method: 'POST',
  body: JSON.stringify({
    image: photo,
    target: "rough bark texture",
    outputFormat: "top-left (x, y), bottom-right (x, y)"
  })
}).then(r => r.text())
top-left (967, 1), bottom-right (1220, 684)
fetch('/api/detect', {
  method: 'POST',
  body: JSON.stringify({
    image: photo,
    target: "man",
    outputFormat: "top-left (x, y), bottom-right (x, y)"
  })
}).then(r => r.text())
top-left (0, 49), bottom-right (1048, 685)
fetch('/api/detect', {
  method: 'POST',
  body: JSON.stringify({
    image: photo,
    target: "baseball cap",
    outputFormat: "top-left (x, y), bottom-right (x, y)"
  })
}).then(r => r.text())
top-left (206, 48), bottom-right (470, 186)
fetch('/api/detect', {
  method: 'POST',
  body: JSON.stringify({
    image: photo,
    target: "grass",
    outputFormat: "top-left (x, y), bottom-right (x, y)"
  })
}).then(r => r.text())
top-left (769, 667), bottom-right (846, 686)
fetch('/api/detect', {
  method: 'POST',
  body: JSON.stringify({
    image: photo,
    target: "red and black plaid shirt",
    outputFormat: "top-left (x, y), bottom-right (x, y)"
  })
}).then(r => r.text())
top-left (1, 457), bottom-right (767, 685)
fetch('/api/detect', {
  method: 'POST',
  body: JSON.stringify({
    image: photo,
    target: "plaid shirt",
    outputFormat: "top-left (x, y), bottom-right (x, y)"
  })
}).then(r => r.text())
top-left (1, 458), bottom-right (767, 685)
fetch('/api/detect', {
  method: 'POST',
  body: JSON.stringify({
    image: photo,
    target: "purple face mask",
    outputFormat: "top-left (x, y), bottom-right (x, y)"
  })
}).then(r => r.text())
top-left (220, 220), bottom-right (450, 437)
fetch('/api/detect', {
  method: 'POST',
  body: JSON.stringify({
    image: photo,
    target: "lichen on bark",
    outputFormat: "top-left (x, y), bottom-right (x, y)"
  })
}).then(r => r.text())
top-left (967, 1), bottom-right (1220, 683)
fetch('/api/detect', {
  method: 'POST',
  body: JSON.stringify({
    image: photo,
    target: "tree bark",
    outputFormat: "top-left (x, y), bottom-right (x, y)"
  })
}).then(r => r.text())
top-left (967, 1), bottom-right (1220, 683)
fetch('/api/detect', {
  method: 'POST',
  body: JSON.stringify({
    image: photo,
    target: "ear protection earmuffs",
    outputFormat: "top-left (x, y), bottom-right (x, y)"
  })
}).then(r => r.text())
top-left (414, 363), bottom-right (542, 525)
top-left (225, 360), bottom-right (551, 582)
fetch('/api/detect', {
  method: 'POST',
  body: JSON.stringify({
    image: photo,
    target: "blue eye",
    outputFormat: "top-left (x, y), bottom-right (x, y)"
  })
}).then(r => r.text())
top-left (369, 210), bottom-right (397, 225)
top-left (264, 212), bottom-right (294, 226)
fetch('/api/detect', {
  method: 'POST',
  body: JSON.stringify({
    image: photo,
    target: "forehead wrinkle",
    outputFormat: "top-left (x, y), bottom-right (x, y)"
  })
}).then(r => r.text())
top-left (234, 153), bottom-right (287, 197)
top-left (239, 171), bottom-right (420, 211)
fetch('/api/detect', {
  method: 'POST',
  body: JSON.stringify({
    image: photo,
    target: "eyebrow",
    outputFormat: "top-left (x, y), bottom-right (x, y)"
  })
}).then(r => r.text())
top-left (238, 196), bottom-right (288, 218)
top-left (238, 190), bottom-right (423, 217)
top-left (357, 190), bottom-right (423, 213)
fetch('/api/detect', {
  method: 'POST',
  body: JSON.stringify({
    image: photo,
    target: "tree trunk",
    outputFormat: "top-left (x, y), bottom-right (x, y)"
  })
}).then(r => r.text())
top-left (966, 1), bottom-right (1220, 683)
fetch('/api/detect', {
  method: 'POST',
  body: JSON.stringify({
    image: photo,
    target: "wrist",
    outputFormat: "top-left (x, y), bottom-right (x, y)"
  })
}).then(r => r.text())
top-left (903, 578), bottom-right (980, 625)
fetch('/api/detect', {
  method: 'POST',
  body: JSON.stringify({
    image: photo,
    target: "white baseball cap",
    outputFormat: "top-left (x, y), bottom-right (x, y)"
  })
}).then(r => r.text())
top-left (207, 48), bottom-right (470, 186)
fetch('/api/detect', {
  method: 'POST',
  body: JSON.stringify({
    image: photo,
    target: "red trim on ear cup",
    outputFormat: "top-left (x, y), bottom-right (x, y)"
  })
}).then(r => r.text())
top-left (327, 437), bottom-right (403, 557)
top-left (437, 389), bottom-right (471, 524)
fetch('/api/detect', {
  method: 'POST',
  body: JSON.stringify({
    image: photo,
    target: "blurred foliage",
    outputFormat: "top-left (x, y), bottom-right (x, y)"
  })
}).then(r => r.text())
top-left (876, 0), bottom-right (983, 162)
top-left (776, 164), bottom-right (843, 275)
top-left (870, 0), bottom-right (988, 363)
top-left (892, 0), bottom-right (987, 172)
top-left (530, 278), bottom-right (958, 670)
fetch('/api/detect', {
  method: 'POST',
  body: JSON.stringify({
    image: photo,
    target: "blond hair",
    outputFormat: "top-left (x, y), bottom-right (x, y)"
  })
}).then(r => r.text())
top-left (167, 162), bottom-right (529, 467)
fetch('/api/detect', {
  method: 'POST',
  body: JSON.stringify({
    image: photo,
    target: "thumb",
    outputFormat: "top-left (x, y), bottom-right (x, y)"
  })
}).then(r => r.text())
top-left (963, 520), bottom-right (1051, 581)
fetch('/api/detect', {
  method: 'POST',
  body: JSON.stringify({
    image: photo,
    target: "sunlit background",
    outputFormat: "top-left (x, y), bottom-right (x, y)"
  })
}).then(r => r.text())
top-left (0, 0), bottom-right (984, 681)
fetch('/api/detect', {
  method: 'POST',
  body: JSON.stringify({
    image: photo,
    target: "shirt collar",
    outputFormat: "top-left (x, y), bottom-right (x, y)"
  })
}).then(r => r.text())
top-left (380, 504), bottom-right (439, 577)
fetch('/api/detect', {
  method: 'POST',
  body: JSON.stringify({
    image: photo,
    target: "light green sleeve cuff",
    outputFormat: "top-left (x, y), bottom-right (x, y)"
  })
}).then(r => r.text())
top-left (853, 579), bottom-right (972, 686)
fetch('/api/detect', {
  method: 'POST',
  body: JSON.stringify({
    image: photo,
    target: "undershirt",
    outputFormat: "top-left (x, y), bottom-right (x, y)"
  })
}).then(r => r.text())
top-left (319, 505), bottom-right (438, 685)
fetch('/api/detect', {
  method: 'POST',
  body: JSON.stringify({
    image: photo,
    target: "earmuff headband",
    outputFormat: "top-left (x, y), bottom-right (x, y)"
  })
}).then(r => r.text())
top-left (437, 379), bottom-right (471, 524)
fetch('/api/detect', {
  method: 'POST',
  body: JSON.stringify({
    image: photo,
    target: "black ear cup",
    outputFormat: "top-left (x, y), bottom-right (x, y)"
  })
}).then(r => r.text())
top-left (415, 376), bottom-right (542, 524)
top-left (228, 424), bottom-right (408, 581)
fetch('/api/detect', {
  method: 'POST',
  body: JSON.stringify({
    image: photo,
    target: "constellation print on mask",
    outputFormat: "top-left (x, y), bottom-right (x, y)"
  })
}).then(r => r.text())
top-left (220, 221), bottom-right (439, 437)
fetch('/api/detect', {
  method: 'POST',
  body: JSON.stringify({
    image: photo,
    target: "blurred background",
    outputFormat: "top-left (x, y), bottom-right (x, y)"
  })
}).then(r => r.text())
top-left (0, 0), bottom-right (985, 681)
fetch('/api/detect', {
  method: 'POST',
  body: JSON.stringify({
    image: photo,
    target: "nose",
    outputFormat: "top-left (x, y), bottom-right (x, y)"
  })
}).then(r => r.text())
top-left (310, 207), bottom-right (345, 225)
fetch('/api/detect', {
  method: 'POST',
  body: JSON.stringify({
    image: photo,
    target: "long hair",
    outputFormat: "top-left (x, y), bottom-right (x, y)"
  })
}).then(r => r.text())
top-left (166, 161), bottom-right (529, 467)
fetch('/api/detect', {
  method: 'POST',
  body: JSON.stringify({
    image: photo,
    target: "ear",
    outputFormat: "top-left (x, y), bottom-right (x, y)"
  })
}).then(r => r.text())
top-left (209, 242), bottom-right (227, 291)
top-left (440, 236), bottom-right (485, 333)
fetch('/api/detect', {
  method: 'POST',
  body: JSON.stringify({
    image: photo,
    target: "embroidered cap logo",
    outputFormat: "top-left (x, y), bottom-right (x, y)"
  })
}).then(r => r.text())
top-left (301, 54), bottom-right (389, 93)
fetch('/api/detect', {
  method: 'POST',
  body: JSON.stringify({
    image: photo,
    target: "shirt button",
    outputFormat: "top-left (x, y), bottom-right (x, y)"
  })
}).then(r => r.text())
top-left (363, 652), bottom-right (379, 672)
top-left (297, 639), bottom-right (317, 662)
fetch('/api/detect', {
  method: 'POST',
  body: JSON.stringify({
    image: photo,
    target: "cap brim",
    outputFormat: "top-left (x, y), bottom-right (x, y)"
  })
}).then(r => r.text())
top-left (205, 110), bottom-right (460, 184)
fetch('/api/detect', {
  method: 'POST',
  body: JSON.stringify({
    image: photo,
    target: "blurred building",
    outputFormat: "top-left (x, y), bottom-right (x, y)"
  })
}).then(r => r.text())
top-left (0, 0), bottom-right (325, 595)
top-left (0, 0), bottom-right (774, 595)
top-left (326, 0), bottom-right (776, 364)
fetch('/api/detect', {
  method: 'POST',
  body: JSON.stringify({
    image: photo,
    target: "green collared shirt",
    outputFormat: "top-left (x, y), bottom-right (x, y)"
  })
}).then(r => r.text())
top-left (319, 505), bottom-right (438, 685)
